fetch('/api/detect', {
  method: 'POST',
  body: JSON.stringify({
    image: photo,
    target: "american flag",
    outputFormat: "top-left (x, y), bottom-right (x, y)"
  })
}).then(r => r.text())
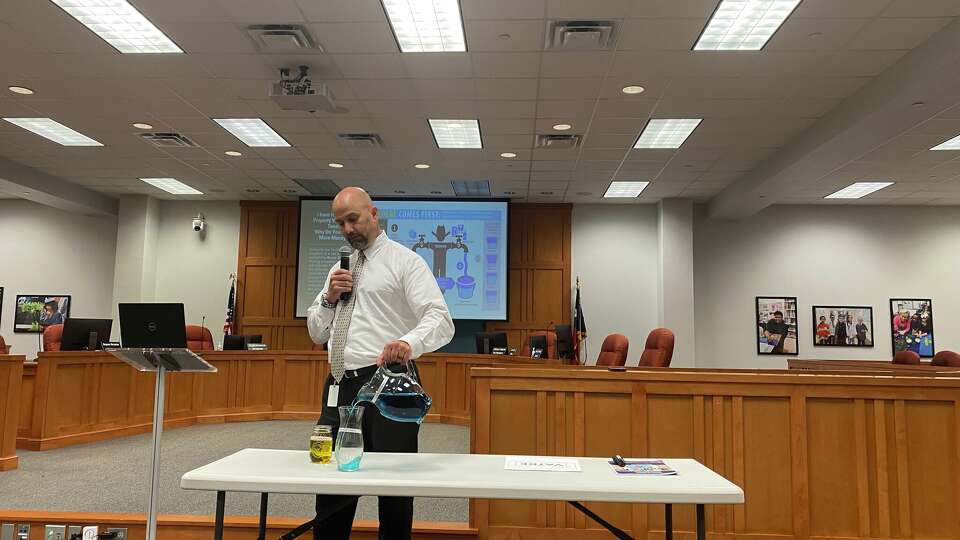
top-left (572, 277), bottom-right (587, 365)
top-left (223, 274), bottom-right (236, 336)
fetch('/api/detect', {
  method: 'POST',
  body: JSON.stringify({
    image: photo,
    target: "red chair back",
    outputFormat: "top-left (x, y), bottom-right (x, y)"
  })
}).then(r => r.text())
top-left (931, 350), bottom-right (960, 367)
top-left (521, 331), bottom-right (557, 359)
top-left (43, 324), bottom-right (64, 352)
top-left (892, 350), bottom-right (921, 365)
top-left (596, 334), bottom-right (629, 367)
top-left (186, 325), bottom-right (215, 351)
top-left (638, 328), bottom-right (675, 367)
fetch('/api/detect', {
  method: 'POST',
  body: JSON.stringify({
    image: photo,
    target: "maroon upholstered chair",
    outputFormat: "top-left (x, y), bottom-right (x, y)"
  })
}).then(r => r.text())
top-left (521, 331), bottom-right (557, 359)
top-left (43, 324), bottom-right (64, 352)
top-left (186, 325), bottom-right (215, 351)
top-left (0, 334), bottom-right (9, 354)
top-left (892, 350), bottom-right (921, 365)
top-left (638, 328), bottom-right (675, 367)
top-left (931, 350), bottom-right (960, 367)
top-left (595, 334), bottom-right (629, 367)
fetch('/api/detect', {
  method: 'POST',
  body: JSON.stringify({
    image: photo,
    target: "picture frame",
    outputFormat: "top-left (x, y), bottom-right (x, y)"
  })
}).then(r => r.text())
top-left (13, 295), bottom-right (71, 333)
top-left (756, 296), bottom-right (799, 356)
top-left (889, 298), bottom-right (934, 358)
top-left (812, 306), bottom-right (874, 347)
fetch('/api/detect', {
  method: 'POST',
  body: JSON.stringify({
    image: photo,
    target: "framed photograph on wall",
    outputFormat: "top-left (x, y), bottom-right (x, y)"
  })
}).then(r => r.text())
top-left (890, 298), bottom-right (934, 357)
top-left (13, 295), bottom-right (71, 333)
top-left (756, 296), bottom-right (799, 355)
top-left (812, 306), bottom-right (874, 347)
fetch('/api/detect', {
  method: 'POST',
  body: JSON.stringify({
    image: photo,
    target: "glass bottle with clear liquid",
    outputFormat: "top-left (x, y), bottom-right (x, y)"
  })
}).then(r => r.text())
top-left (335, 405), bottom-right (364, 472)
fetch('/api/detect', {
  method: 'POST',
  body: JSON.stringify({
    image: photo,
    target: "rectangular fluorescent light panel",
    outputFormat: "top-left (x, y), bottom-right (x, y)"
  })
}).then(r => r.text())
top-left (2, 117), bottom-right (103, 146)
top-left (694, 0), bottom-right (802, 51)
top-left (140, 178), bottom-right (203, 195)
top-left (634, 119), bottom-right (702, 149)
top-left (50, 0), bottom-right (182, 53)
top-left (931, 133), bottom-right (960, 150)
top-left (382, 0), bottom-right (467, 52)
top-left (825, 181), bottom-right (894, 199)
top-left (429, 119), bottom-right (482, 149)
top-left (604, 181), bottom-right (650, 198)
top-left (214, 118), bottom-right (290, 147)
top-left (451, 180), bottom-right (491, 196)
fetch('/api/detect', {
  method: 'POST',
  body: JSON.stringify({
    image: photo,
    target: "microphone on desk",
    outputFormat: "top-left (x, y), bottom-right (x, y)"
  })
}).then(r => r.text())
top-left (200, 315), bottom-right (206, 351)
top-left (339, 245), bottom-right (352, 303)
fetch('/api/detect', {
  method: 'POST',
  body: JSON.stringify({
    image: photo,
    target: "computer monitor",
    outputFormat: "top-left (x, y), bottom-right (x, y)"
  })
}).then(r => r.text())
top-left (528, 334), bottom-right (548, 358)
top-left (475, 332), bottom-right (508, 354)
top-left (554, 324), bottom-right (573, 360)
top-left (118, 303), bottom-right (187, 348)
top-left (222, 334), bottom-right (263, 350)
top-left (61, 318), bottom-right (113, 351)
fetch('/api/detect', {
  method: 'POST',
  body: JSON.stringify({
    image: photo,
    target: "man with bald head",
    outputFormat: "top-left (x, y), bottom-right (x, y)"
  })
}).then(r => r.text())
top-left (307, 187), bottom-right (454, 540)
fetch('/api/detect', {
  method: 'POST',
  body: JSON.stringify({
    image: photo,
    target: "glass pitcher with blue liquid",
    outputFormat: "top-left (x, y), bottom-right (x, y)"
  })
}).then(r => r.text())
top-left (354, 363), bottom-right (432, 424)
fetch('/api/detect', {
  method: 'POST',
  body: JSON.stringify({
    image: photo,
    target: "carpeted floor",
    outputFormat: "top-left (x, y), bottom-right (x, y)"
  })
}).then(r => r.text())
top-left (0, 421), bottom-right (470, 522)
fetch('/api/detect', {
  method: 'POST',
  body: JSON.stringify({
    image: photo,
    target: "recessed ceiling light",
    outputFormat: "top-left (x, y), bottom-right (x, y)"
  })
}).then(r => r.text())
top-left (140, 177), bottom-right (202, 195)
top-left (8, 86), bottom-right (34, 95)
top-left (931, 133), bottom-right (960, 150)
top-left (451, 180), bottom-right (491, 196)
top-left (499, 33), bottom-right (511, 40)
top-left (414, 163), bottom-right (431, 169)
top-left (694, 0), bottom-right (802, 51)
top-left (825, 181), bottom-right (894, 199)
top-left (634, 119), bottom-right (702, 149)
top-left (214, 118), bottom-right (289, 147)
top-left (50, 0), bottom-right (183, 53)
top-left (604, 181), bottom-right (650, 198)
top-left (328, 162), bottom-right (344, 168)
top-left (132, 122), bottom-right (153, 130)
top-left (500, 152), bottom-right (517, 158)
top-left (621, 85), bottom-right (645, 95)
top-left (552, 123), bottom-right (572, 131)
top-left (3, 118), bottom-right (103, 146)
top-left (382, 0), bottom-right (467, 53)
top-left (429, 119), bottom-right (482, 149)
top-left (224, 150), bottom-right (242, 157)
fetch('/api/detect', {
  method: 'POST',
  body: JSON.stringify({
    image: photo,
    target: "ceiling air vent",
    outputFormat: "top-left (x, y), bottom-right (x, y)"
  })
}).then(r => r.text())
top-left (293, 178), bottom-right (341, 196)
top-left (336, 133), bottom-right (385, 149)
top-left (545, 20), bottom-right (618, 50)
top-left (139, 133), bottom-right (196, 148)
top-left (246, 25), bottom-right (319, 53)
top-left (535, 134), bottom-right (582, 150)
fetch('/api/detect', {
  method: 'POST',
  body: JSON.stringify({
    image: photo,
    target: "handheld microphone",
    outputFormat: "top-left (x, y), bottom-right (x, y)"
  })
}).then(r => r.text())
top-left (339, 245), bottom-right (352, 303)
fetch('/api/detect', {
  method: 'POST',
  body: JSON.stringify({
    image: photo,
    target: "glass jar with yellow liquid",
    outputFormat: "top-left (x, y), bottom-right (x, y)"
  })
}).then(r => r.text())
top-left (310, 425), bottom-right (333, 464)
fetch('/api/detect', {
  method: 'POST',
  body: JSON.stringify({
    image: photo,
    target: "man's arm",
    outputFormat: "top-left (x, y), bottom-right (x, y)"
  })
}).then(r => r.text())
top-left (396, 256), bottom-right (455, 359)
top-left (306, 264), bottom-right (340, 345)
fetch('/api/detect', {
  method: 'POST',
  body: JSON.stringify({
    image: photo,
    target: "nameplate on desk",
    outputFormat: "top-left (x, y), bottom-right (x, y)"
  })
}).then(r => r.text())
top-left (504, 456), bottom-right (581, 472)
top-left (102, 342), bottom-right (121, 349)
top-left (491, 347), bottom-right (507, 355)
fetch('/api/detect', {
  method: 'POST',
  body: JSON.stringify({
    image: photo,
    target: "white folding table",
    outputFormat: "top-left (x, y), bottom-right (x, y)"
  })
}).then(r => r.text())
top-left (180, 449), bottom-right (743, 540)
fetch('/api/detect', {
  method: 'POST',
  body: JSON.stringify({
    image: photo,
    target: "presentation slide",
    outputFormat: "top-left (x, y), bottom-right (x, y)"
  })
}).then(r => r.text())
top-left (297, 199), bottom-right (508, 320)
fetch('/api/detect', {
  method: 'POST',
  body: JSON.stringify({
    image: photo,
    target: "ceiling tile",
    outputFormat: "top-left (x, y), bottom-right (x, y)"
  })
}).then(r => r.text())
top-left (402, 54), bottom-right (474, 78)
top-left (848, 18), bottom-right (952, 50)
top-left (214, 0), bottom-right (305, 24)
top-left (465, 20), bottom-right (545, 52)
top-left (460, 0), bottom-right (547, 20)
top-left (882, 0), bottom-right (960, 17)
top-left (471, 52), bottom-right (542, 78)
top-left (540, 52), bottom-right (612, 78)
top-left (546, 0), bottom-right (633, 19)
top-left (766, 18), bottom-right (868, 51)
top-left (475, 78), bottom-right (540, 100)
top-left (793, 0), bottom-right (894, 18)
top-left (311, 22), bottom-right (398, 53)
top-left (537, 78), bottom-right (602, 100)
top-left (332, 54), bottom-right (408, 78)
top-left (617, 18), bottom-right (705, 50)
top-left (296, 0), bottom-right (387, 22)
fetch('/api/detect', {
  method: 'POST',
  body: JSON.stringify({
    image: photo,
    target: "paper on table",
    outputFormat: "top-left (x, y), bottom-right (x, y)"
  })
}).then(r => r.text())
top-left (504, 456), bottom-right (582, 472)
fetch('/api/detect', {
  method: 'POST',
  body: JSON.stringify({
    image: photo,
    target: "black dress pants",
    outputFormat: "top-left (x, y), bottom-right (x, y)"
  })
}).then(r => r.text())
top-left (313, 363), bottom-right (420, 540)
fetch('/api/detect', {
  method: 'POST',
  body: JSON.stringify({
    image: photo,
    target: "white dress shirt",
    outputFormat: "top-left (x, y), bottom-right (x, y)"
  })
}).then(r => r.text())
top-left (307, 231), bottom-right (455, 370)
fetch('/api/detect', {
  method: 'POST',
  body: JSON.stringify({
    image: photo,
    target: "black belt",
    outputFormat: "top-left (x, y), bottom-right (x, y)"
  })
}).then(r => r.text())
top-left (342, 364), bottom-right (378, 379)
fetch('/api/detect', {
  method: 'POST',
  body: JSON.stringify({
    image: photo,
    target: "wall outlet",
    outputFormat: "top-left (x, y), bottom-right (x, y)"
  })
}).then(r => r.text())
top-left (66, 526), bottom-right (82, 540)
top-left (106, 528), bottom-right (128, 540)
top-left (44, 525), bottom-right (66, 540)
top-left (1, 523), bottom-right (14, 540)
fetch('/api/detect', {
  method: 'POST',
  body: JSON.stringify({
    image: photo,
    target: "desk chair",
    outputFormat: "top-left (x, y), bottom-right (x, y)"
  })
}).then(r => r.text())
top-left (521, 331), bottom-right (557, 359)
top-left (931, 350), bottom-right (960, 367)
top-left (638, 328), bottom-right (674, 367)
top-left (186, 325), bottom-right (215, 351)
top-left (596, 334), bottom-right (629, 367)
top-left (892, 350), bottom-right (921, 365)
top-left (43, 324), bottom-right (64, 352)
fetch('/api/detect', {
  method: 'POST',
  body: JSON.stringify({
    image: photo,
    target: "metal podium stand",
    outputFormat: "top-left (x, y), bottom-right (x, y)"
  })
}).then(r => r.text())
top-left (107, 348), bottom-right (216, 540)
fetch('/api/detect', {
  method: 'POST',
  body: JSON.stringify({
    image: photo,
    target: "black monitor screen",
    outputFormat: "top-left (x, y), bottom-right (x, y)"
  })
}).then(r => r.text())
top-left (475, 332), bottom-right (508, 354)
top-left (118, 303), bottom-right (187, 348)
top-left (61, 318), bottom-right (113, 351)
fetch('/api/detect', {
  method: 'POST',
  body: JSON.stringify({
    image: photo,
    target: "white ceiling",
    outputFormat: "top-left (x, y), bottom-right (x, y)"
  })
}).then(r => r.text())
top-left (0, 0), bottom-right (959, 210)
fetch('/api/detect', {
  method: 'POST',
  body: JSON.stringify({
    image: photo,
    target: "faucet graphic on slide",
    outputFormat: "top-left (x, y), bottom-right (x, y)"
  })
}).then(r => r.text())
top-left (412, 225), bottom-right (475, 299)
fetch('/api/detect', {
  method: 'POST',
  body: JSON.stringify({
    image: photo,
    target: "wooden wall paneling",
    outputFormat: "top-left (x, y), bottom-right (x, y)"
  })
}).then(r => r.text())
top-left (0, 356), bottom-right (24, 471)
top-left (17, 363), bottom-right (36, 440)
